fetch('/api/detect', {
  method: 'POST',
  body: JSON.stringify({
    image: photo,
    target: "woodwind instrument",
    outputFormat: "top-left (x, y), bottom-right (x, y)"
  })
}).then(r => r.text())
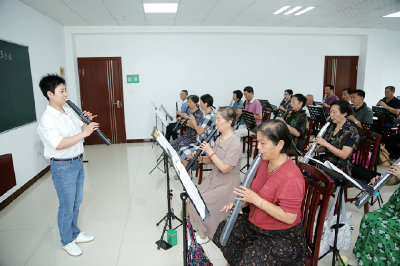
top-left (220, 154), bottom-right (262, 246)
top-left (235, 100), bottom-right (247, 130)
top-left (301, 117), bottom-right (331, 163)
top-left (173, 106), bottom-right (190, 132)
top-left (185, 127), bottom-right (218, 172)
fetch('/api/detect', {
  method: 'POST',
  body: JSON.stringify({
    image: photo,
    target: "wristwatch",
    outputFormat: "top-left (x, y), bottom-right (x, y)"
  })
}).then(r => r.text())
top-left (355, 120), bottom-right (359, 125)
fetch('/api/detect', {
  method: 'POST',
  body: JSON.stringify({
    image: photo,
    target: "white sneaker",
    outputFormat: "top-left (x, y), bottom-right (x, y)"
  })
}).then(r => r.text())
top-left (74, 232), bottom-right (95, 243)
top-left (63, 242), bottom-right (82, 256)
top-left (195, 234), bottom-right (209, 244)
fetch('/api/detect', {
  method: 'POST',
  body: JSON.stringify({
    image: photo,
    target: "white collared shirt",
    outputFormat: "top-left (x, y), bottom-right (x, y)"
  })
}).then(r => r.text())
top-left (37, 105), bottom-right (84, 159)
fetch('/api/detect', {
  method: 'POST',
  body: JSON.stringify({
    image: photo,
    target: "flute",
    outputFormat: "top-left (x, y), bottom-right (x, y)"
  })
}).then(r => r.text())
top-left (301, 117), bottom-right (331, 163)
top-left (66, 100), bottom-right (112, 146)
top-left (185, 127), bottom-right (218, 172)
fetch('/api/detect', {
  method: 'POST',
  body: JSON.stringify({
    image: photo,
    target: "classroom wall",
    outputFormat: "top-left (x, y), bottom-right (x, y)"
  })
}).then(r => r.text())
top-left (65, 26), bottom-right (400, 140)
top-left (0, 0), bottom-right (66, 203)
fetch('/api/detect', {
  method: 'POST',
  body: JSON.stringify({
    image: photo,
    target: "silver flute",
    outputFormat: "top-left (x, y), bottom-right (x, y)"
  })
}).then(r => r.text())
top-left (301, 117), bottom-right (331, 163)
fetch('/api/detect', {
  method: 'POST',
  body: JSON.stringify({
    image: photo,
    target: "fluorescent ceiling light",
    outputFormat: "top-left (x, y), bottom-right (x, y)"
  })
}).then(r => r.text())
top-left (143, 3), bottom-right (178, 13)
top-left (273, 6), bottom-right (291, 15)
top-left (284, 6), bottom-right (303, 15)
top-left (295, 7), bottom-right (315, 15)
top-left (383, 11), bottom-right (400, 17)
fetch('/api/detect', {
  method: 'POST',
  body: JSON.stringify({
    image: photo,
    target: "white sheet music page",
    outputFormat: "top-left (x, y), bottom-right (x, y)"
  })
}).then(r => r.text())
top-left (151, 99), bottom-right (160, 110)
top-left (156, 109), bottom-right (169, 127)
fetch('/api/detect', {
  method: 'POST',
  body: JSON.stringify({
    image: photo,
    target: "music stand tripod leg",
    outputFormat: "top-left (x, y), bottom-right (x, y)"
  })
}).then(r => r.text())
top-left (240, 128), bottom-right (251, 173)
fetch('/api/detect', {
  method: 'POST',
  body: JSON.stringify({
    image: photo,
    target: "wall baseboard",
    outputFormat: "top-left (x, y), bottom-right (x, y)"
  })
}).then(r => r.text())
top-left (127, 138), bottom-right (154, 143)
top-left (0, 165), bottom-right (50, 212)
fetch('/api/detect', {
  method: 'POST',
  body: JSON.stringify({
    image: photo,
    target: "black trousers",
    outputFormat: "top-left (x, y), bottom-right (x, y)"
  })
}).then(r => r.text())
top-left (165, 123), bottom-right (178, 142)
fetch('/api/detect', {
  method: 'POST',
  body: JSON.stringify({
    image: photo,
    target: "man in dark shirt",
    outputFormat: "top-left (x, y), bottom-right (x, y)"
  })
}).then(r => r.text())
top-left (322, 85), bottom-right (339, 116)
top-left (348, 90), bottom-right (373, 128)
top-left (377, 86), bottom-right (400, 127)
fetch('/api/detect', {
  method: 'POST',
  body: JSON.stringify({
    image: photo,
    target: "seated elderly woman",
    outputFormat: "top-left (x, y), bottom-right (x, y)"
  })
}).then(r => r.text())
top-left (279, 93), bottom-right (308, 151)
top-left (186, 107), bottom-right (242, 244)
top-left (277, 89), bottom-right (293, 116)
top-left (305, 99), bottom-right (359, 187)
top-left (171, 95), bottom-right (203, 152)
top-left (213, 119), bottom-right (307, 266)
top-left (353, 162), bottom-right (400, 266)
top-left (230, 90), bottom-right (245, 127)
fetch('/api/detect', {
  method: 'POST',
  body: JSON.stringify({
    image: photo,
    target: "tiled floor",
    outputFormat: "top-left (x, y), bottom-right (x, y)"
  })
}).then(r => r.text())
top-left (0, 143), bottom-right (397, 266)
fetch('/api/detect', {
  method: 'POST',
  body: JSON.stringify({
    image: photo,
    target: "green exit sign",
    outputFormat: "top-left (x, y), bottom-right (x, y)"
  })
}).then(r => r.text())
top-left (127, 74), bottom-right (139, 83)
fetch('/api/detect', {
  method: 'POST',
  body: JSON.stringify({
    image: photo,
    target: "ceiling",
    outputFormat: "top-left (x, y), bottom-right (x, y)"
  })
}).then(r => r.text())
top-left (19, 0), bottom-right (400, 30)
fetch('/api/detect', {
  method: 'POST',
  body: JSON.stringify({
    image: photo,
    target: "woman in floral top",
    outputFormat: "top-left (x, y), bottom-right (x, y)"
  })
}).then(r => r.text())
top-left (353, 163), bottom-right (400, 266)
top-left (306, 100), bottom-right (359, 186)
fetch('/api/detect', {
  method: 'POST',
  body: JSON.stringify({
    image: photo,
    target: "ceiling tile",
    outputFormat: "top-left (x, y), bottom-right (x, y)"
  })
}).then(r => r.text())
top-left (301, 20), bottom-right (332, 27)
top-left (116, 19), bottom-right (147, 26)
top-left (278, 21), bottom-right (308, 27)
top-left (301, 7), bottom-right (345, 16)
top-left (20, 0), bottom-right (63, 3)
top-left (365, 8), bottom-right (400, 17)
top-left (142, 0), bottom-right (180, 2)
top-left (287, 0), bottom-right (330, 7)
top-left (179, 0), bottom-right (218, 3)
top-left (178, 4), bottom-right (215, 13)
top-left (45, 15), bottom-right (90, 26)
top-left (146, 20), bottom-right (175, 25)
top-left (352, 0), bottom-right (400, 10)
top-left (145, 13), bottom-right (177, 20)
top-left (63, 0), bottom-right (102, 3)
top-left (67, 3), bottom-right (109, 13)
top-left (174, 20), bottom-right (204, 26)
top-left (206, 12), bottom-right (240, 20)
top-left (234, 13), bottom-right (268, 20)
top-left (104, 2), bottom-right (144, 12)
top-left (201, 20), bottom-right (230, 26)
top-left (241, 5), bottom-right (280, 14)
top-left (25, 3), bottom-right (73, 13)
top-left (319, 0), bottom-right (365, 8)
top-left (218, 0), bottom-right (256, 4)
top-left (176, 13), bottom-right (209, 20)
top-left (111, 12), bottom-right (145, 20)
top-left (78, 11), bottom-right (115, 20)
top-left (227, 19), bottom-right (259, 26)
top-left (86, 19), bottom-right (119, 26)
top-left (253, 0), bottom-right (292, 5)
top-left (102, 0), bottom-right (142, 3)
top-left (211, 4), bottom-right (250, 13)
top-left (286, 15), bottom-right (325, 22)
top-left (253, 20), bottom-right (282, 26)
top-left (262, 14), bottom-right (292, 22)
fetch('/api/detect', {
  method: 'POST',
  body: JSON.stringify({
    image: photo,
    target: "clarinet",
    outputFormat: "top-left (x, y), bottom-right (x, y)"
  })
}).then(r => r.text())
top-left (355, 158), bottom-right (400, 208)
top-left (281, 107), bottom-right (292, 119)
top-left (66, 100), bottom-right (112, 146)
top-left (301, 116), bottom-right (331, 163)
top-left (175, 102), bottom-right (179, 119)
top-left (235, 101), bottom-right (247, 130)
top-left (185, 127), bottom-right (218, 172)
top-left (173, 106), bottom-right (190, 132)
top-left (220, 154), bottom-right (262, 246)
top-left (280, 107), bottom-right (303, 155)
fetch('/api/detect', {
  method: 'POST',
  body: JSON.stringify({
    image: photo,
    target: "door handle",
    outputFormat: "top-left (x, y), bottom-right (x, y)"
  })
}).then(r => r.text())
top-left (113, 100), bottom-right (122, 108)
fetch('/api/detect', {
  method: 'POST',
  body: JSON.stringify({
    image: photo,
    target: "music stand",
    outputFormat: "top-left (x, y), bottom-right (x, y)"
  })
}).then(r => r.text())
top-left (151, 127), bottom-right (210, 266)
top-left (241, 110), bottom-right (257, 172)
top-left (307, 158), bottom-right (373, 266)
top-left (161, 104), bottom-right (174, 123)
top-left (307, 105), bottom-right (327, 124)
top-left (373, 106), bottom-right (398, 126)
top-left (149, 109), bottom-right (171, 174)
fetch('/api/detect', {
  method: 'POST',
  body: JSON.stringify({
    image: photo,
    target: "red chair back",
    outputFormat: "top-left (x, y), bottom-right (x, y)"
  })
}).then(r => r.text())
top-left (297, 162), bottom-right (334, 266)
top-left (305, 117), bottom-right (314, 150)
top-left (353, 128), bottom-right (381, 171)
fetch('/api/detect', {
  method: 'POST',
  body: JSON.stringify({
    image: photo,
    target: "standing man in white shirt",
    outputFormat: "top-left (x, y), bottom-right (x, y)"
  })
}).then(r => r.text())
top-left (37, 74), bottom-right (97, 256)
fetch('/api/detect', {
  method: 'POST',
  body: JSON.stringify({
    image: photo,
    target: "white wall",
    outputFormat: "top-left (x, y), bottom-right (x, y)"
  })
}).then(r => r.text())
top-left (66, 27), bottom-right (372, 140)
top-left (0, 0), bottom-right (65, 203)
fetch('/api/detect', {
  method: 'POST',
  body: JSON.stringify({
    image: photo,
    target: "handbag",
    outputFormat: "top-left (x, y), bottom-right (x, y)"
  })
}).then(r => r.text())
top-left (187, 217), bottom-right (213, 266)
top-left (318, 189), bottom-right (354, 258)
top-left (379, 145), bottom-right (390, 166)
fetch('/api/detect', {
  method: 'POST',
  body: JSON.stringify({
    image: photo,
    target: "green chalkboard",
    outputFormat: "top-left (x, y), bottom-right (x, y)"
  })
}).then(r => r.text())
top-left (0, 40), bottom-right (36, 134)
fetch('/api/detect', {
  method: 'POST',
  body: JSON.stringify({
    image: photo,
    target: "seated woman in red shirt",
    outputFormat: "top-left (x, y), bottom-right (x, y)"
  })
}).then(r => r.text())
top-left (213, 119), bottom-right (307, 266)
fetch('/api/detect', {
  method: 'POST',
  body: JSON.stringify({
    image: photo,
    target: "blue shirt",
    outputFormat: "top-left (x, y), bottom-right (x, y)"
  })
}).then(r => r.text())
top-left (181, 99), bottom-right (188, 113)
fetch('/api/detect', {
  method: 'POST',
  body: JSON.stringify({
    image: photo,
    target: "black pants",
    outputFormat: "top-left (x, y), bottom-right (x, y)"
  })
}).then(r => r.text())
top-left (165, 123), bottom-right (178, 142)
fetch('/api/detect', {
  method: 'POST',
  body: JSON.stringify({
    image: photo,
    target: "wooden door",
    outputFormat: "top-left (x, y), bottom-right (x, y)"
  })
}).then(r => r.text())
top-left (323, 56), bottom-right (358, 100)
top-left (77, 57), bottom-right (126, 145)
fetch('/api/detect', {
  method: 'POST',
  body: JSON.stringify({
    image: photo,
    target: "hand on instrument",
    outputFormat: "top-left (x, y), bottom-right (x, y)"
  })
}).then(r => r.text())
top-left (369, 175), bottom-right (381, 185)
top-left (279, 105), bottom-right (285, 111)
top-left (220, 202), bottom-right (244, 214)
top-left (305, 143), bottom-right (313, 151)
top-left (83, 122), bottom-right (99, 137)
top-left (388, 163), bottom-right (400, 178)
top-left (347, 115), bottom-right (357, 122)
top-left (314, 136), bottom-right (328, 147)
top-left (187, 151), bottom-right (196, 159)
top-left (233, 186), bottom-right (261, 206)
top-left (181, 113), bottom-right (188, 119)
top-left (199, 141), bottom-right (213, 155)
top-left (83, 111), bottom-right (97, 120)
top-left (378, 101), bottom-right (387, 108)
top-left (322, 103), bottom-right (329, 108)
top-left (176, 110), bottom-right (182, 116)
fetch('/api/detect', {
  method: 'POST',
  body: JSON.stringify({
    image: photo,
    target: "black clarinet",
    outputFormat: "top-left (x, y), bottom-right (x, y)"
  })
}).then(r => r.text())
top-left (280, 107), bottom-right (303, 155)
top-left (185, 127), bottom-right (218, 172)
top-left (273, 97), bottom-right (286, 119)
top-left (173, 106), bottom-right (190, 132)
top-left (235, 100), bottom-right (247, 130)
top-left (66, 100), bottom-right (112, 146)
top-left (281, 107), bottom-right (292, 119)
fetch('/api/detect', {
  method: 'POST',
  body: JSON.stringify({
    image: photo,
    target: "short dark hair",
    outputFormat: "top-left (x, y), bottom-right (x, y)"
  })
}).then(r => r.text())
top-left (187, 95), bottom-right (199, 104)
top-left (343, 88), bottom-right (353, 94)
top-left (325, 84), bottom-right (334, 91)
top-left (352, 89), bottom-right (365, 98)
top-left (330, 99), bottom-right (352, 117)
top-left (257, 120), bottom-right (292, 154)
top-left (182, 90), bottom-right (188, 95)
top-left (243, 86), bottom-right (254, 94)
top-left (218, 106), bottom-right (237, 128)
top-left (293, 93), bottom-right (307, 108)
top-left (200, 94), bottom-right (214, 107)
top-left (385, 86), bottom-right (395, 92)
top-left (285, 89), bottom-right (293, 96)
top-left (233, 90), bottom-right (243, 100)
top-left (39, 74), bottom-right (65, 100)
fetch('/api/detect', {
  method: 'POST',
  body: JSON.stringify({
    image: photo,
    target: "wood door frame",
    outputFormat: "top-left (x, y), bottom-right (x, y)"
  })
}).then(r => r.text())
top-left (323, 56), bottom-right (358, 99)
top-left (78, 57), bottom-right (127, 143)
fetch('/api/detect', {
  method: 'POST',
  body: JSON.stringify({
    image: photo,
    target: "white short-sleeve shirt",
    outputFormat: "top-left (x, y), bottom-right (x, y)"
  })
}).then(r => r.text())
top-left (37, 105), bottom-right (84, 159)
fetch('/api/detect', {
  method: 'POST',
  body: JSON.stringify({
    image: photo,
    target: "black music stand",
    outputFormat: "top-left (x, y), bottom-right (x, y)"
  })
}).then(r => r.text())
top-left (241, 110), bottom-right (257, 172)
top-left (259, 99), bottom-right (278, 113)
top-left (372, 106), bottom-right (399, 127)
top-left (150, 107), bottom-right (171, 174)
top-left (307, 158), bottom-right (373, 266)
top-left (308, 105), bottom-right (327, 124)
top-left (151, 128), bottom-right (182, 251)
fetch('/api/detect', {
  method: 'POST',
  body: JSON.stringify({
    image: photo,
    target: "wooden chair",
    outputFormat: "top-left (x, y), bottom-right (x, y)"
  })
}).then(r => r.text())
top-left (344, 128), bottom-right (382, 213)
top-left (289, 117), bottom-right (314, 164)
top-left (297, 162), bottom-right (334, 266)
top-left (195, 162), bottom-right (211, 185)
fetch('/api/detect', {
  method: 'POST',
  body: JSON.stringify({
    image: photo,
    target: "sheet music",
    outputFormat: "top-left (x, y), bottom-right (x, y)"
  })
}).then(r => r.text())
top-left (160, 104), bottom-right (173, 122)
top-left (151, 99), bottom-right (160, 110)
top-left (156, 109), bottom-right (169, 127)
top-left (153, 129), bottom-right (209, 220)
top-left (308, 158), bottom-right (364, 190)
